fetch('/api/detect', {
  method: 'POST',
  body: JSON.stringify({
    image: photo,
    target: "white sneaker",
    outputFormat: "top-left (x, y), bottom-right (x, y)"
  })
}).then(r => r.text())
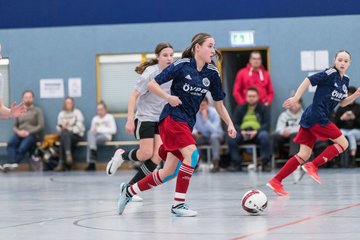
top-left (131, 194), bottom-right (143, 202)
top-left (3, 163), bottom-right (19, 170)
top-left (106, 149), bottom-right (125, 176)
top-left (171, 203), bottom-right (198, 217)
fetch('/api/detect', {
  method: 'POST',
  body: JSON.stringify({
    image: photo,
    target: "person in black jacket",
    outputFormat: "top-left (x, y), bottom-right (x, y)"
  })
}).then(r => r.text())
top-left (333, 86), bottom-right (360, 164)
top-left (227, 87), bottom-right (271, 171)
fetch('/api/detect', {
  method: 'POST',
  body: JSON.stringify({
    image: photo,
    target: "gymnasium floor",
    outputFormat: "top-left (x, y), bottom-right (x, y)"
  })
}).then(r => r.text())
top-left (1, 167), bottom-right (359, 240)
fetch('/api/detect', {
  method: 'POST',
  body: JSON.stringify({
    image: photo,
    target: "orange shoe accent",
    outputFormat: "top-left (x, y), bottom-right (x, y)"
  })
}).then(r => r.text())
top-left (302, 162), bottom-right (321, 184)
top-left (266, 178), bottom-right (289, 196)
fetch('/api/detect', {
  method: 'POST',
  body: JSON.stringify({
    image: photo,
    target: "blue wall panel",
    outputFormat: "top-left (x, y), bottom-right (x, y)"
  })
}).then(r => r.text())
top-left (0, 15), bottom-right (360, 158)
top-left (1, 0), bottom-right (360, 29)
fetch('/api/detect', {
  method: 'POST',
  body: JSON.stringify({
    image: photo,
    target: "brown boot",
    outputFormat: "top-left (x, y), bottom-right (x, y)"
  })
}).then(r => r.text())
top-left (211, 159), bottom-right (220, 173)
top-left (54, 162), bottom-right (64, 172)
top-left (65, 151), bottom-right (73, 165)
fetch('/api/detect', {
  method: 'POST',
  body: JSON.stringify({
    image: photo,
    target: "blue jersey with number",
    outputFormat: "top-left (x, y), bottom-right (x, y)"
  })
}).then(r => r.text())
top-left (300, 68), bottom-right (349, 128)
top-left (155, 57), bottom-right (225, 129)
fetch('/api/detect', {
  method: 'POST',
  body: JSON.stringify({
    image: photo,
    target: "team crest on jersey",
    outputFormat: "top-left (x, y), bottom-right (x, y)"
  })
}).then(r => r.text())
top-left (343, 85), bottom-right (348, 93)
top-left (202, 78), bottom-right (210, 87)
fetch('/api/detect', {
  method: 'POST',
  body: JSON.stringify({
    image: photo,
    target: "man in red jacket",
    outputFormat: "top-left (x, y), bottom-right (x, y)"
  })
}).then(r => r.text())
top-left (233, 51), bottom-right (274, 106)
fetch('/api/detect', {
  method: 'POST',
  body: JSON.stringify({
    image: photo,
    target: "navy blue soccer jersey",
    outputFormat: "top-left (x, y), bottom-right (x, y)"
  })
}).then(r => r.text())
top-left (300, 67), bottom-right (349, 128)
top-left (155, 57), bottom-right (225, 129)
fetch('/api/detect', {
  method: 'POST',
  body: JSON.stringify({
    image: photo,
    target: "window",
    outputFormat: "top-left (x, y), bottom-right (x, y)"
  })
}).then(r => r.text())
top-left (0, 58), bottom-right (10, 106)
top-left (97, 52), bottom-right (182, 115)
top-left (97, 54), bottom-right (142, 115)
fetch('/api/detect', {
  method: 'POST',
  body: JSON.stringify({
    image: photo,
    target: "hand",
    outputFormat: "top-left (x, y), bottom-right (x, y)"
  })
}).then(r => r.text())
top-left (167, 95), bottom-right (182, 107)
top-left (227, 125), bottom-right (237, 138)
top-left (10, 102), bottom-right (25, 118)
top-left (91, 126), bottom-right (97, 133)
top-left (281, 129), bottom-right (291, 138)
top-left (354, 87), bottom-right (360, 97)
top-left (193, 131), bottom-right (201, 138)
top-left (16, 130), bottom-right (27, 137)
top-left (200, 109), bottom-right (208, 121)
top-left (241, 130), bottom-right (248, 138)
top-left (125, 119), bottom-right (135, 135)
top-left (248, 130), bottom-right (257, 139)
top-left (283, 97), bottom-right (298, 109)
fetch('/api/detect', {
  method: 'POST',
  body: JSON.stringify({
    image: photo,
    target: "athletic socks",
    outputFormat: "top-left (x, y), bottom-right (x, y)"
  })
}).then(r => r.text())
top-left (128, 160), bottom-right (158, 185)
top-left (128, 169), bottom-right (164, 196)
top-left (122, 148), bottom-right (139, 161)
top-left (274, 155), bottom-right (304, 182)
top-left (312, 144), bottom-right (345, 167)
top-left (174, 163), bottom-right (195, 206)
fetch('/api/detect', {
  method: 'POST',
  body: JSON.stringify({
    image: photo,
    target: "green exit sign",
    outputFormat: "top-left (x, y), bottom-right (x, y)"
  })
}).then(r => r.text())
top-left (230, 31), bottom-right (255, 46)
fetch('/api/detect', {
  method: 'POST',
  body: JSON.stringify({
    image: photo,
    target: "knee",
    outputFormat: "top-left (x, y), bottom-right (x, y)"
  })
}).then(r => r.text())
top-left (340, 140), bottom-right (349, 151)
top-left (257, 131), bottom-right (269, 141)
top-left (190, 149), bottom-right (199, 167)
top-left (297, 152), bottom-right (312, 162)
top-left (138, 148), bottom-right (153, 160)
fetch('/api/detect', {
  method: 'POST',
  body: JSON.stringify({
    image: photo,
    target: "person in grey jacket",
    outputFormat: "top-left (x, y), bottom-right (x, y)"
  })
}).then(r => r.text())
top-left (3, 90), bottom-right (44, 170)
top-left (273, 98), bottom-right (304, 158)
top-left (55, 97), bottom-right (85, 171)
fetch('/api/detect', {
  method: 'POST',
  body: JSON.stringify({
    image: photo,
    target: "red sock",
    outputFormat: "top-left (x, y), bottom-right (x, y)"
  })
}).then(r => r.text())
top-left (174, 163), bottom-right (194, 205)
top-left (312, 144), bottom-right (344, 167)
top-left (274, 155), bottom-right (303, 182)
top-left (128, 170), bottom-right (163, 195)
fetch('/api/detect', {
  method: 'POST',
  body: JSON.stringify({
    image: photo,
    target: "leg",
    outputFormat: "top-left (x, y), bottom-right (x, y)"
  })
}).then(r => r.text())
top-left (128, 135), bottom-right (163, 185)
top-left (227, 133), bottom-right (244, 170)
top-left (7, 135), bottom-right (22, 163)
top-left (15, 134), bottom-right (37, 163)
top-left (209, 133), bottom-right (223, 172)
top-left (86, 130), bottom-right (97, 163)
top-left (256, 130), bottom-right (271, 171)
top-left (267, 144), bottom-right (312, 195)
top-left (118, 153), bottom-right (180, 215)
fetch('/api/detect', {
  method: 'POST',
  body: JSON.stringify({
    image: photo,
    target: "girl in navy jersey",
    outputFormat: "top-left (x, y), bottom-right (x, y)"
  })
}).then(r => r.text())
top-left (267, 50), bottom-right (360, 196)
top-left (106, 43), bottom-right (174, 201)
top-left (117, 33), bottom-right (237, 217)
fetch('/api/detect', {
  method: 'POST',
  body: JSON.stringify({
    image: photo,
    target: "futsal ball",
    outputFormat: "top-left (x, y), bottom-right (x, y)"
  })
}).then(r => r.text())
top-left (241, 189), bottom-right (268, 215)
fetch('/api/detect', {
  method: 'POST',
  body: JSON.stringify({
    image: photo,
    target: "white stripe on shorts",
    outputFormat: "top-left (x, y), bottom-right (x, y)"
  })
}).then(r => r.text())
top-left (135, 120), bottom-right (142, 140)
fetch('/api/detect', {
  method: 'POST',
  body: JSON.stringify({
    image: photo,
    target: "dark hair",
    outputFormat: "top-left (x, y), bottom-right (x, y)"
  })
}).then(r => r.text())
top-left (97, 100), bottom-right (108, 111)
top-left (348, 86), bottom-right (356, 94)
top-left (22, 90), bottom-right (34, 97)
top-left (250, 51), bottom-right (262, 59)
top-left (335, 49), bottom-right (351, 60)
top-left (135, 42), bottom-right (173, 74)
top-left (182, 32), bottom-right (222, 62)
top-left (63, 96), bottom-right (75, 111)
top-left (246, 86), bottom-right (259, 94)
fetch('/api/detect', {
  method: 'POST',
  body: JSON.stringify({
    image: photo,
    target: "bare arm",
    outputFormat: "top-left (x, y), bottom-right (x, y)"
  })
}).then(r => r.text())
top-left (283, 78), bottom-right (311, 109)
top-left (124, 90), bottom-right (140, 135)
top-left (213, 100), bottom-right (237, 138)
top-left (148, 80), bottom-right (182, 107)
top-left (340, 87), bottom-right (360, 107)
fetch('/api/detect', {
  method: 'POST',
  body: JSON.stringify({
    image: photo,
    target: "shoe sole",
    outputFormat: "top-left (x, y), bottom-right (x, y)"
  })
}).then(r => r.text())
top-left (171, 211), bottom-right (198, 217)
top-left (266, 182), bottom-right (288, 196)
top-left (301, 165), bottom-right (321, 184)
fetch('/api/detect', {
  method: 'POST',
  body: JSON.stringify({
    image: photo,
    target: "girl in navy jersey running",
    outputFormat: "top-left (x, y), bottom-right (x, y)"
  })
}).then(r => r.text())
top-left (267, 50), bottom-right (360, 196)
top-left (106, 43), bottom-right (174, 201)
top-left (117, 33), bottom-right (237, 217)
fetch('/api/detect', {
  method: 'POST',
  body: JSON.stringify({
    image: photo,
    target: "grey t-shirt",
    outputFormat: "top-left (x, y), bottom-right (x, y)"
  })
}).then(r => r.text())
top-left (135, 64), bottom-right (172, 122)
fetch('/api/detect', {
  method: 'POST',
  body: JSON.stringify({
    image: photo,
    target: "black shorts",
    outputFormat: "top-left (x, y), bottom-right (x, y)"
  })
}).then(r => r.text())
top-left (134, 119), bottom-right (159, 140)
